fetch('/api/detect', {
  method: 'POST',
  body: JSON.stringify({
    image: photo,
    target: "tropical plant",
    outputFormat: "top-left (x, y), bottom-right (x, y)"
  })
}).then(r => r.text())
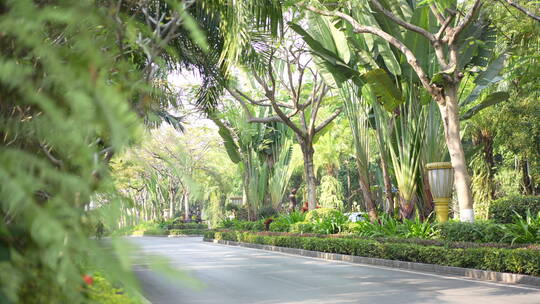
top-left (298, 0), bottom-right (527, 222)
top-left (225, 22), bottom-right (343, 211)
top-left (502, 210), bottom-right (540, 244)
top-left (318, 175), bottom-right (345, 210)
top-left (401, 216), bottom-right (438, 239)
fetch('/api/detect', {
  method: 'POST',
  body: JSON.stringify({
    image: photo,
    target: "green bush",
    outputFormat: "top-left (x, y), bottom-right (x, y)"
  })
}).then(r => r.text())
top-left (437, 221), bottom-right (505, 243)
top-left (305, 208), bottom-right (348, 234)
top-left (269, 217), bottom-right (291, 232)
top-left (209, 231), bottom-right (540, 276)
top-left (502, 210), bottom-right (540, 244)
top-left (401, 217), bottom-right (438, 239)
top-left (258, 207), bottom-right (279, 219)
top-left (87, 273), bottom-right (141, 304)
top-left (132, 228), bottom-right (167, 236)
top-left (489, 196), bottom-right (540, 223)
top-left (290, 221), bottom-right (315, 233)
top-left (350, 214), bottom-right (421, 238)
top-left (234, 220), bottom-right (264, 231)
top-left (216, 219), bottom-right (263, 231)
top-left (269, 212), bottom-right (306, 232)
top-left (305, 208), bottom-right (342, 223)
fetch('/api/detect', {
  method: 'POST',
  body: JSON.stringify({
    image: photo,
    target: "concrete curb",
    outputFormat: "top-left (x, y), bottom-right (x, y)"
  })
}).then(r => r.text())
top-left (204, 238), bottom-right (540, 288)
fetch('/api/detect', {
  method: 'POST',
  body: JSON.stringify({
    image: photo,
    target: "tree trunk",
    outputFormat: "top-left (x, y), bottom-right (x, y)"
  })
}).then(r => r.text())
top-left (422, 172), bottom-right (434, 218)
top-left (380, 155), bottom-right (394, 215)
top-left (438, 86), bottom-right (474, 222)
top-left (358, 174), bottom-right (377, 221)
top-left (521, 158), bottom-right (533, 195)
top-left (399, 195), bottom-right (416, 219)
top-left (183, 191), bottom-right (190, 222)
top-left (300, 140), bottom-right (317, 210)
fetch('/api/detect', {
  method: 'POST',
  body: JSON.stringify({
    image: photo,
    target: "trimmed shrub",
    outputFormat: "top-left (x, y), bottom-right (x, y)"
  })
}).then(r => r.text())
top-left (168, 229), bottom-right (208, 236)
top-left (209, 231), bottom-right (540, 276)
top-left (233, 220), bottom-right (264, 231)
top-left (169, 223), bottom-right (207, 230)
top-left (437, 221), bottom-right (505, 243)
top-left (489, 196), bottom-right (540, 223)
top-left (131, 228), bottom-right (166, 236)
top-left (216, 219), bottom-right (264, 231)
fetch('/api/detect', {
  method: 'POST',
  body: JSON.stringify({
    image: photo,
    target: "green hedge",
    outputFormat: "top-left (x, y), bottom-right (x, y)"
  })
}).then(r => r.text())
top-left (131, 228), bottom-right (167, 236)
top-left (204, 231), bottom-right (540, 276)
top-left (490, 196), bottom-right (540, 223)
top-left (437, 221), bottom-right (506, 243)
top-left (169, 223), bottom-right (207, 230)
top-left (168, 229), bottom-right (208, 236)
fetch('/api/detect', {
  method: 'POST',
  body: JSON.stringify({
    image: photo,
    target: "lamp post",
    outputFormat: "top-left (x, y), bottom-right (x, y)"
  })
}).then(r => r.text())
top-left (426, 162), bottom-right (454, 222)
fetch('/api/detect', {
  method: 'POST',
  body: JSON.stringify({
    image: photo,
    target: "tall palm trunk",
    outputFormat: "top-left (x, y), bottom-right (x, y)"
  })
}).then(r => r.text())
top-left (183, 191), bottom-right (190, 222)
top-left (380, 156), bottom-right (394, 215)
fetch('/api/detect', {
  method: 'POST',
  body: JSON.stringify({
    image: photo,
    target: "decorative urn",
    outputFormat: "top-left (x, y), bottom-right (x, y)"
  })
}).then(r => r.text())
top-left (426, 162), bottom-right (454, 222)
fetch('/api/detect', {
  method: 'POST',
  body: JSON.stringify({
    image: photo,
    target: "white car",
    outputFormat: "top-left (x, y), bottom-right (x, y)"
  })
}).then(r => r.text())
top-left (345, 212), bottom-right (368, 223)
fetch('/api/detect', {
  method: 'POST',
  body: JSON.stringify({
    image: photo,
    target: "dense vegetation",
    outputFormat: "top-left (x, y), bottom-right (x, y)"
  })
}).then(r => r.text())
top-left (1, 0), bottom-right (539, 302)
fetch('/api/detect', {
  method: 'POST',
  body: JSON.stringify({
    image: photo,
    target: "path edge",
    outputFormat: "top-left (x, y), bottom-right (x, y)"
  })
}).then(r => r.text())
top-left (203, 238), bottom-right (540, 288)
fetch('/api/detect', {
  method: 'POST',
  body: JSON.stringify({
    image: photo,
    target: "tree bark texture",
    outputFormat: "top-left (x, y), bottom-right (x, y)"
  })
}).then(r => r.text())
top-left (438, 86), bottom-right (474, 222)
top-left (358, 173), bottom-right (378, 221)
top-left (380, 155), bottom-right (394, 215)
top-left (521, 158), bottom-right (534, 195)
top-left (300, 140), bottom-right (317, 210)
top-left (183, 191), bottom-right (190, 222)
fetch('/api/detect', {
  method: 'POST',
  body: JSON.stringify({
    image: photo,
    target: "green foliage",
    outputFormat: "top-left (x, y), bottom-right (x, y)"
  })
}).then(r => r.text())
top-left (258, 207), bottom-right (279, 220)
top-left (305, 208), bottom-right (342, 223)
top-left (168, 229), bottom-right (209, 236)
top-left (169, 222), bottom-right (207, 230)
top-left (437, 221), bottom-right (506, 243)
top-left (87, 273), bottom-right (141, 304)
top-left (269, 212), bottom-right (306, 232)
top-left (0, 0), bottom-right (150, 302)
top-left (216, 219), bottom-right (264, 231)
top-left (304, 208), bottom-right (349, 234)
top-left (401, 217), bottom-right (438, 239)
top-left (502, 210), bottom-right (540, 244)
top-left (269, 218), bottom-right (291, 232)
top-left (130, 222), bottom-right (167, 236)
top-left (489, 196), bottom-right (540, 223)
top-left (209, 231), bottom-right (540, 276)
top-left (290, 221), bottom-right (316, 234)
top-left (318, 176), bottom-right (345, 210)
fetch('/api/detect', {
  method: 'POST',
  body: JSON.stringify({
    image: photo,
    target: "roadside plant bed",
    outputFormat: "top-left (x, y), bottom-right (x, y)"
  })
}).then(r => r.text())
top-left (168, 229), bottom-right (209, 236)
top-left (206, 230), bottom-right (539, 250)
top-left (167, 222), bottom-right (207, 230)
top-left (131, 228), bottom-right (211, 236)
top-left (204, 231), bottom-right (540, 276)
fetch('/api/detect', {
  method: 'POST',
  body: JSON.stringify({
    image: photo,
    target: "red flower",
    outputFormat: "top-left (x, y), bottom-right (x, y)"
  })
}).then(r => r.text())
top-left (82, 274), bottom-right (93, 285)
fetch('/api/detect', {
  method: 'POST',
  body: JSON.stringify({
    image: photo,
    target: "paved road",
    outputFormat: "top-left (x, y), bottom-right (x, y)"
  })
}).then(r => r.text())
top-left (129, 237), bottom-right (540, 304)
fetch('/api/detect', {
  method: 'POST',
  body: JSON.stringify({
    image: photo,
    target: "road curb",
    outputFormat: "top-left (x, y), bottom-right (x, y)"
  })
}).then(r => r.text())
top-left (204, 238), bottom-right (540, 288)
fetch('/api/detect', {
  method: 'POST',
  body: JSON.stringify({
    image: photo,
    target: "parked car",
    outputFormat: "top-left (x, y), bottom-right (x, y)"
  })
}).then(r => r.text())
top-left (345, 212), bottom-right (368, 223)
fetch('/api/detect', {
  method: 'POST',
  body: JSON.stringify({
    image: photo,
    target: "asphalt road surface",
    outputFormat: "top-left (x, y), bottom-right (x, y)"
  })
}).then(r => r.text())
top-left (129, 236), bottom-right (540, 304)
